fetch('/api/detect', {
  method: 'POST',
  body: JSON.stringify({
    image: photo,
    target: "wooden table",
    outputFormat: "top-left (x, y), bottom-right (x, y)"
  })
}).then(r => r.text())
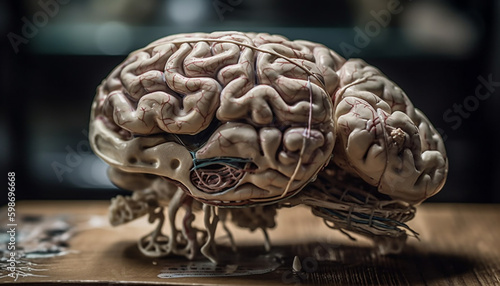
top-left (1, 201), bottom-right (499, 285)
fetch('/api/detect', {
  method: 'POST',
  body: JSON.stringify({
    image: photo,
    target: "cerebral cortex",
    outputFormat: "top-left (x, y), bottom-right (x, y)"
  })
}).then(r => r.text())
top-left (89, 31), bottom-right (448, 261)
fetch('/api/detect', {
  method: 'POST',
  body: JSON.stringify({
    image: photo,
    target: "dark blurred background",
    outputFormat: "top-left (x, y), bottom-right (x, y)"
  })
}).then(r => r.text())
top-left (1, 0), bottom-right (499, 204)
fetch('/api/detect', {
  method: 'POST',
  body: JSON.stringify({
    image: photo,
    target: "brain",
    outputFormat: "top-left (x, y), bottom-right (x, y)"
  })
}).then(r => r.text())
top-left (89, 31), bottom-right (448, 260)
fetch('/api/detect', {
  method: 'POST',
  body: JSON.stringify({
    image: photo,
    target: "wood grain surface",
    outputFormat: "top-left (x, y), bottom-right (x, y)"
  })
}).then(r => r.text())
top-left (1, 201), bottom-right (499, 285)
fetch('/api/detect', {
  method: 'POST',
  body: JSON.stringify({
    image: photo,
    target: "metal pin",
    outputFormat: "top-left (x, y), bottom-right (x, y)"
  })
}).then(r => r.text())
top-left (292, 256), bottom-right (302, 272)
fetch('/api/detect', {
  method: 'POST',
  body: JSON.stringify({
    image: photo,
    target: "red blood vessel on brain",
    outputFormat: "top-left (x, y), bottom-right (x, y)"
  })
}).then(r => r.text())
top-left (89, 31), bottom-right (448, 262)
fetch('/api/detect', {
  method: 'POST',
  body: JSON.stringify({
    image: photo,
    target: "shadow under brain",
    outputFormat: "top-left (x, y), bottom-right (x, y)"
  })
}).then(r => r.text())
top-left (278, 242), bottom-right (479, 285)
top-left (115, 239), bottom-right (478, 284)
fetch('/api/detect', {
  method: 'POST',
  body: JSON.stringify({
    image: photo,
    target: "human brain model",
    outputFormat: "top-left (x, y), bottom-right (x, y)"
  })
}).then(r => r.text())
top-left (89, 31), bottom-right (447, 262)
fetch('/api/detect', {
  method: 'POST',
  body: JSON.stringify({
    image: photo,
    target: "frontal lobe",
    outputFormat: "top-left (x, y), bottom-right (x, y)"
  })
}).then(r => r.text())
top-left (89, 32), bottom-right (341, 205)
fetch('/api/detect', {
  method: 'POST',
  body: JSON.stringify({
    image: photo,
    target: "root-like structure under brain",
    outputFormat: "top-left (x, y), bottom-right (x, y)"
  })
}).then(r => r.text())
top-left (89, 31), bottom-right (448, 263)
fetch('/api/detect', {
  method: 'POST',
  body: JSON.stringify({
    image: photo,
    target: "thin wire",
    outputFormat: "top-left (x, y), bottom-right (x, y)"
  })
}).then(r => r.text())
top-left (303, 77), bottom-right (313, 138)
top-left (250, 76), bottom-right (315, 202)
